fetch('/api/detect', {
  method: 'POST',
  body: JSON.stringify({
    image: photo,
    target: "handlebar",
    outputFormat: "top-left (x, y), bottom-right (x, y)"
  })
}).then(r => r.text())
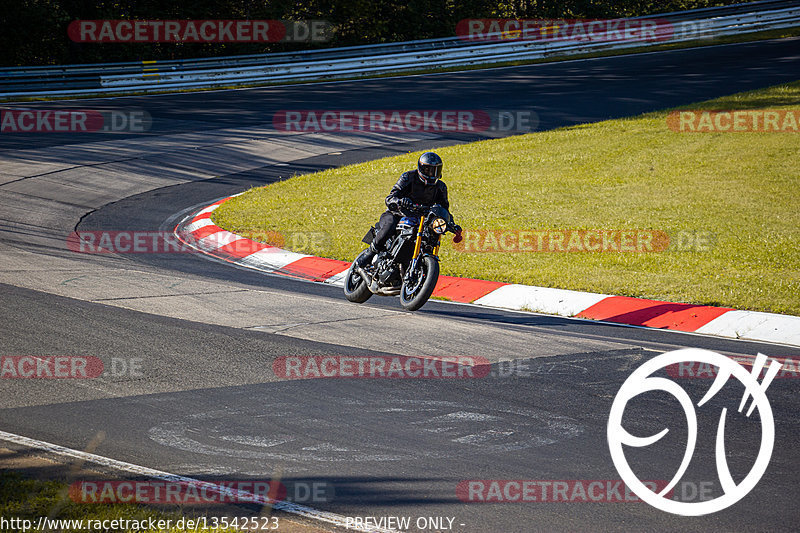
top-left (399, 203), bottom-right (428, 216)
top-left (397, 202), bottom-right (461, 236)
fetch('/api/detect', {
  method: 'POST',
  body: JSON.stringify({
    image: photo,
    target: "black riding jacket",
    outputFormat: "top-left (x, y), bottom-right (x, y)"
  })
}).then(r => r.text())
top-left (385, 170), bottom-right (449, 214)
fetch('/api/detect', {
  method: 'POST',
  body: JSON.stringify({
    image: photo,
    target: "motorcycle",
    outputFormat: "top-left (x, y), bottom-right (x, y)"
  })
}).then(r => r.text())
top-left (343, 203), bottom-right (461, 311)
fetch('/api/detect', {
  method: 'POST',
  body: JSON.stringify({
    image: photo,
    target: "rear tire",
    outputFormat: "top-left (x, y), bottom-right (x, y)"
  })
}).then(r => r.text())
top-left (400, 255), bottom-right (439, 311)
top-left (343, 250), bottom-right (373, 303)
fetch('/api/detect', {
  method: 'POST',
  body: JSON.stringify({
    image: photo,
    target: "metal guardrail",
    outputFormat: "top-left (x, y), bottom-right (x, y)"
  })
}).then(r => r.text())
top-left (1, 0), bottom-right (798, 98)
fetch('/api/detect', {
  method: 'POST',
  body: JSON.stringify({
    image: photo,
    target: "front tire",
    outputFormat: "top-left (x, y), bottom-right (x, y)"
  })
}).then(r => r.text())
top-left (343, 250), bottom-right (373, 303)
top-left (400, 255), bottom-right (439, 311)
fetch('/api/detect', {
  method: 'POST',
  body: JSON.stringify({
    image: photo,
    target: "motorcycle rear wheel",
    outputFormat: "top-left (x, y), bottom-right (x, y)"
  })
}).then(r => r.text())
top-left (400, 255), bottom-right (439, 311)
top-left (343, 250), bottom-right (373, 303)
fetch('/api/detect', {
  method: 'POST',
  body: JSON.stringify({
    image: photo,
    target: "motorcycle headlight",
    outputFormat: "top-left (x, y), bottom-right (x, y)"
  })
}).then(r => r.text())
top-left (431, 218), bottom-right (447, 234)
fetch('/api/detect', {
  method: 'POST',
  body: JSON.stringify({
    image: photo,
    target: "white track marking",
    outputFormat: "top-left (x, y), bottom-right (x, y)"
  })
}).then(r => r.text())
top-left (147, 403), bottom-right (584, 462)
top-left (241, 248), bottom-right (310, 270)
top-left (696, 310), bottom-right (800, 346)
top-left (473, 284), bottom-right (609, 317)
top-left (184, 218), bottom-right (216, 233)
top-left (195, 203), bottom-right (223, 216)
top-left (0, 430), bottom-right (400, 533)
top-left (323, 269), bottom-right (348, 287)
top-left (196, 230), bottom-right (244, 250)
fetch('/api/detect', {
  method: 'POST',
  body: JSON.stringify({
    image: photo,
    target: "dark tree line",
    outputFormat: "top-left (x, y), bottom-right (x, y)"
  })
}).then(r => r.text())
top-left (1, 0), bottom-right (744, 66)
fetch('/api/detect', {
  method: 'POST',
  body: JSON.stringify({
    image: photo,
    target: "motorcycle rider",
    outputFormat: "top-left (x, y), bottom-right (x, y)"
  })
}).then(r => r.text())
top-left (357, 151), bottom-right (461, 267)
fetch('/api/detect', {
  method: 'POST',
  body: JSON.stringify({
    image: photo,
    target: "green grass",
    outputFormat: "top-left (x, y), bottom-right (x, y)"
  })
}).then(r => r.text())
top-left (0, 472), bottom-right (239, 533)
top-left (212, 81), bottom-right (800, 315)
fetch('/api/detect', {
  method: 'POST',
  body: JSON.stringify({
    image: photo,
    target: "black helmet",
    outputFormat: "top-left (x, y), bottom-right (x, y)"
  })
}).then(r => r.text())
top-left (417, 152), bottom-right (443, 185)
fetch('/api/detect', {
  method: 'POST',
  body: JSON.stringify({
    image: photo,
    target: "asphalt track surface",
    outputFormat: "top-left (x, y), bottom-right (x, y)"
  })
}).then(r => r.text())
top-left (1, 39), bottom-right (800, 532)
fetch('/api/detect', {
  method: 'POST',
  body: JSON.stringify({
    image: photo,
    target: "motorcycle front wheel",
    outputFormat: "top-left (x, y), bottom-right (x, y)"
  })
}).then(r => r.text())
top-left (343, 250), bottom-right (373, 303)
top-left (400, 255), bottom-right (439, 311)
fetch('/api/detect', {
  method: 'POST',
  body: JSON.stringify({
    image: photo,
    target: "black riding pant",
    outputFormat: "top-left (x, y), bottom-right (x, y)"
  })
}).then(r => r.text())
top-left (373, 211), bottom-right (401, 249)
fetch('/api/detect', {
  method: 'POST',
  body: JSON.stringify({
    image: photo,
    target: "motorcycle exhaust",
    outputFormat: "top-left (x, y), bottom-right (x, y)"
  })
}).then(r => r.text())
top-left (376, 287), bottom-right (401, 296)
top-left (356, 265), bottom-right (401, 296)
top-left (356, 265), bottom-right (381, 294)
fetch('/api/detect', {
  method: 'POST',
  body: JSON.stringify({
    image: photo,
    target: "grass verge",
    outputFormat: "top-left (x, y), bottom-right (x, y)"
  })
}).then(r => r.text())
top-left (212, 81), bottom-right (800, 315)
top-left (0, 471), bottom-right (241, 533)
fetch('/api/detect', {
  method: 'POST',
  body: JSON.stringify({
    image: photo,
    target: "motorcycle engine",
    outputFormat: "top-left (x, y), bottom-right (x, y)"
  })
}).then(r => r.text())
top-left (377, 262), bottom-right (400, 287)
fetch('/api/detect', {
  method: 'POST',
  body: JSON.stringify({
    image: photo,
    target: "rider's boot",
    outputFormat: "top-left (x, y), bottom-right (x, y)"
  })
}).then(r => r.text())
top-left (356, 242), bottom-right (379, 268)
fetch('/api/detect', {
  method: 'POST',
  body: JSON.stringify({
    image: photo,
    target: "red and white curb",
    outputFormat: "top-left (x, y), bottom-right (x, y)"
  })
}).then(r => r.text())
top-left (176, 195), bottom-right (800, 348)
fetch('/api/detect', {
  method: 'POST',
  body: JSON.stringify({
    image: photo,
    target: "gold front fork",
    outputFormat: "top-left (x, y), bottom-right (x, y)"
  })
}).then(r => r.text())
top-left (412, 218), bottom-right (425, 257)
